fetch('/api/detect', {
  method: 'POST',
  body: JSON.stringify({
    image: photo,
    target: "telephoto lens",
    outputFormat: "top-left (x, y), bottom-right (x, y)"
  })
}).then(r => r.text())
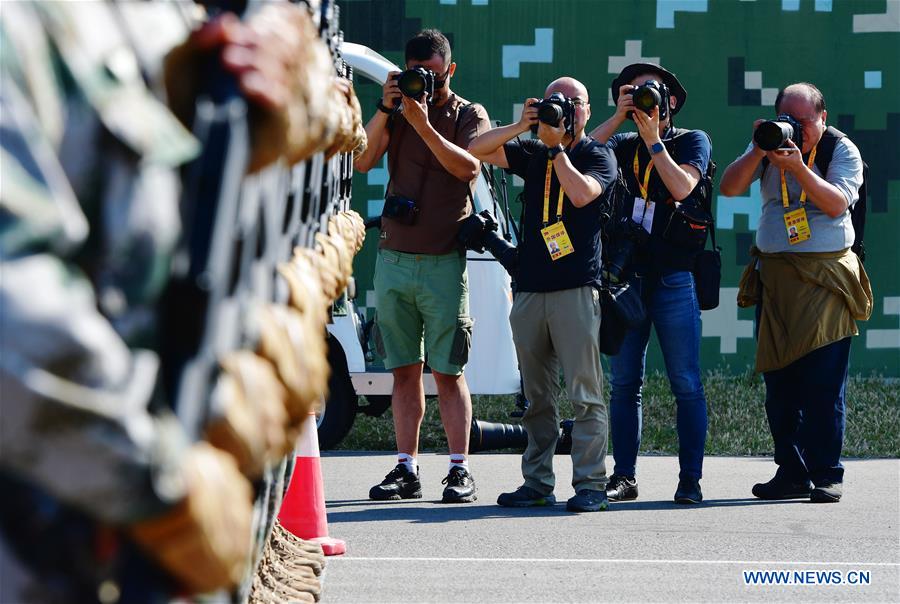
top-left (396, 67), bottom-right (435, 101)
top-left (754, 120), bottom-right (794, 151)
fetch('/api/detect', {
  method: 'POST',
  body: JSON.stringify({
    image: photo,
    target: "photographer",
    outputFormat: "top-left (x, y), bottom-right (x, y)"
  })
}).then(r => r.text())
top-left (589, 63), bottom-right (711, 505)
top-left (720, 83), bottom-right (871, 503)
top-left (469, 78), bottom-right (618, 513)
top-left (354, 29), bottom-right (490, 504)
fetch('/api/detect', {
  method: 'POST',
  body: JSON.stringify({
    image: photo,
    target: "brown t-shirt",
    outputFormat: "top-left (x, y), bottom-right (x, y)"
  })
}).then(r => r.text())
top-left (380, 93), bottom-right (491, 255)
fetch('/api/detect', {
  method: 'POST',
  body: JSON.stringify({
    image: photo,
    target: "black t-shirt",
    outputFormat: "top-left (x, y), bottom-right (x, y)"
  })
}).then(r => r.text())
top-left (503, 137), bottom-right (618, 293)
top-left (606, 128), bottom-right (712, 273)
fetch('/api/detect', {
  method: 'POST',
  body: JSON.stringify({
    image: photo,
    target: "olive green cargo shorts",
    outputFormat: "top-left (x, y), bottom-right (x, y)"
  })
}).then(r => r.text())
top-left (373, 249), bottom-right (473, 376)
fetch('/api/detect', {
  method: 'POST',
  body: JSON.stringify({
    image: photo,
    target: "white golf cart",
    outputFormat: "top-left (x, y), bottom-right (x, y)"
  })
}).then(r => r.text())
top-left (317, 42), bottom-right (521, 448)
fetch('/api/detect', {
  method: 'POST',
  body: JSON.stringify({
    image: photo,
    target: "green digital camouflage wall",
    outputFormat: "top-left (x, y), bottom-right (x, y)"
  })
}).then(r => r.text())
top-left (339, 0), bottom-right (900, 376)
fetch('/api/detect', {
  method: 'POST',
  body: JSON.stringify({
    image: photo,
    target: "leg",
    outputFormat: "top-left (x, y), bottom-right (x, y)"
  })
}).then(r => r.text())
top-left (650, 271), bottom-right (708, 481)
top-left (417, 252), bottom-right (472, 455)
top-left (432, 370), bottom-right (472, 455)
top-left (608, 289), bottom-right (652, 479)
top-left (794, 337), bottom-right (851, 486)
top-left (549, 287), bottom-right (607, 492)
top-left (373, 250), bottom-right (426, 456)
top-left (391, 363), bottom-right (426, 456)
top-left (510, 292), bottom-right (560, 496)
top-left (762, 364), bottom-right (809, 482)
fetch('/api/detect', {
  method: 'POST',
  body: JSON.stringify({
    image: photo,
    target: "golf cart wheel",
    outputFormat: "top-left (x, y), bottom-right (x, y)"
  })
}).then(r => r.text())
top-left (317, 335), bottom-right (359, 449)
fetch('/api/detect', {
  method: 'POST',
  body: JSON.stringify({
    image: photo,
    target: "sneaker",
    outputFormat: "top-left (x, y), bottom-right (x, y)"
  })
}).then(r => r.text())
top-left (497, 485), bottom-right (557, 508)
top-left (674, 477), bottom-right (703, 504)
top-left (810, 482), bottom-right (842, 503)
top-left (441, 466), bottom-right (477, 503)
top-left (751, 474), bottom-right (813, 500)
top-left (606, 474), bottom-right (638, 501)
top-left (369, 464), bottom-right (422, 501)
top-left (566, 489), bottom-right (609, 513)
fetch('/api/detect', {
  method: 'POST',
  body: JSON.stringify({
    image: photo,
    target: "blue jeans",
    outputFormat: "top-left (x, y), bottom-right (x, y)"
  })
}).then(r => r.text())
top-left (762, 337), bottom-right (850, 486)
top-left (609, 271), bottom-right (708, 480)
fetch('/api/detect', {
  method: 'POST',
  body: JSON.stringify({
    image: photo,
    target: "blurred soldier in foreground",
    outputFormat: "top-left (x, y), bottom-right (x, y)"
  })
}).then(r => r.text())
top-left (0, 2), bottom-right (318, 601)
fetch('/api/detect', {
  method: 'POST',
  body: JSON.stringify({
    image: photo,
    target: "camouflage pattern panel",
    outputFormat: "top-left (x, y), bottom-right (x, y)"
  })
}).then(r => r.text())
top-left (339, 0), bottom-right (900, 376)
top-left (0, 4), bottom-right (189, 525)
top-left (0, 255), bottom-right (188, 525)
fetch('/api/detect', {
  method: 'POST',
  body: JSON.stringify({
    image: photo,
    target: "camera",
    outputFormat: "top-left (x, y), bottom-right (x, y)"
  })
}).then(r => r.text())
top-left (457, 210), bottom-right (519, 278)
top-left (627, 79), bottom-right (669, 119)
top-left (382, 195), bottom-right (418, 226)
top-left (394, 67), bottom-right (435, 102)
top-left (603, 216), bottom-right (650, 283)
top-left (753, 114), bottom-right (803, 151)
top-left (530, 92), bottom-right (576, 135)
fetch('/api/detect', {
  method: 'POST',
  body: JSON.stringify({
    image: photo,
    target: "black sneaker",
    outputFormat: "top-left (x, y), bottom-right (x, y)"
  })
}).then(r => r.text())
top-left (752, 474), bottom-right (813, 500)
top-left (497, 485), bottom-right (557, 508)
top-left (369, 464), bottom-right (422, 501)
top-left (441, 466), bottom-right (477, 503)
top-left (606, 474), bottom-right (638, 501)
top-left (566, 489), bottom-right (609, 512)
top-left (674, 477), bottom-right (703, 504)
top-left (810, 483), bottom-right (842, 503)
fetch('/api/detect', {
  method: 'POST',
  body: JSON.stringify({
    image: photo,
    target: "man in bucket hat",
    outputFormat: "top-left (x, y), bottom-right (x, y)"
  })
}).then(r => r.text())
top-left (590, 63), bottom-right (713, 505)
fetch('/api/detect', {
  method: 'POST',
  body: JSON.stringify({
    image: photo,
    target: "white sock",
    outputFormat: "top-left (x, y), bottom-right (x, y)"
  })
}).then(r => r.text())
top-left (449, 454), bottom-right (468, 472)
top-left (397, 453), bottom-right (417, 474)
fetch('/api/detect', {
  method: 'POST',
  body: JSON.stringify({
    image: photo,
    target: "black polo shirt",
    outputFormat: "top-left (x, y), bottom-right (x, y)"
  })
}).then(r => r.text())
top-left (503, 137), bottom-right (618, 293)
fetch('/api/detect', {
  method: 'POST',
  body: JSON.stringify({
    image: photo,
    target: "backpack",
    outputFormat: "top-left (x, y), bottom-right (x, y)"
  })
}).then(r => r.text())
top-left (761, 126), bottom-right (868, 261)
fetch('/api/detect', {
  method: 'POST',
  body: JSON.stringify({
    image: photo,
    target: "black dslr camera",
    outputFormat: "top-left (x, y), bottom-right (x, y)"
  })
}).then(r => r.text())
top-left (627, 79), bottom-right (670, 120)
top-left (530, 92), bottom-right (576, 136)
top-left (394, 67), bottom-right (435, 103)
top-left (603, 216), bottom-right (650, 283)
top-left (754, 114), bottom-right (803, 151)
top-left (457, 210), bottom-right (519, 278)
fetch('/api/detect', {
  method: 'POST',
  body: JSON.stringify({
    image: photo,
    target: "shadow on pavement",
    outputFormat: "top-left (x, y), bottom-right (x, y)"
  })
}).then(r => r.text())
top-left (325, 497), bottom-right (802, 523)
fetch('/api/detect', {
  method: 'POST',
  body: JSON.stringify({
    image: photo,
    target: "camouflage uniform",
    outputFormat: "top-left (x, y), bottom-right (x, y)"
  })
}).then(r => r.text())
top-left (0, 2), bottom-right (201, 601)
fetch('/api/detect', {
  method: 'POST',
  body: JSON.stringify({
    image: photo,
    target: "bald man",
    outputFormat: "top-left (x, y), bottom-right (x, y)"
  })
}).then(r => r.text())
top-left (469, 77), bottom-right (618, 512)
top-left (720, 82), bottom-right (869, 504)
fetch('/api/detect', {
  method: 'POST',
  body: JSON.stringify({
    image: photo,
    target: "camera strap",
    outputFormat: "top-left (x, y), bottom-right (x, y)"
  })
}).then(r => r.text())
top-left (542, 160), bottom-right (565, 226)
top-left (780, 144), bottom-right (817, 208)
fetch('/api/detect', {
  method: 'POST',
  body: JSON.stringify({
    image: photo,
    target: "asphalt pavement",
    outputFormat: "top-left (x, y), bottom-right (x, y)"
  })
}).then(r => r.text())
top-left (317, 453), bottom-right (899, 603)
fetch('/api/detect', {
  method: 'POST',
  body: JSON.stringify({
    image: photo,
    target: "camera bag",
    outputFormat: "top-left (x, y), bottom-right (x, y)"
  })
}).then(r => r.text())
top-left (598, 279), bottom-right (646, 355)
top-left (693, 220), bottom-right (721, 310)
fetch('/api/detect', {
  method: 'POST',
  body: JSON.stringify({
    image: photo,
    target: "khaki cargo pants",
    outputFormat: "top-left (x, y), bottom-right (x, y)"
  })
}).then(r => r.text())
top-left (509, 286), bottom-right (608, 494)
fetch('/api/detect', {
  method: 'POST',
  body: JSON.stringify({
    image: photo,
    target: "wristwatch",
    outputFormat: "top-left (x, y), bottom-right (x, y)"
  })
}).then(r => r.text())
top-left (547, 144), bottom-right (565, 160)
top-left (376, 99), bottom-right (395, 114)
top-left (649, 141), bottom-right (665, 155)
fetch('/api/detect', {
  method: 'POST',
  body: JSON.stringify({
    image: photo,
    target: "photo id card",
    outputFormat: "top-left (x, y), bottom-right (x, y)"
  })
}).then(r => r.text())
top-left (632, 198), bottom-right (655, 233)
top-left (784, 207), bottom-right (811, 245)
top-left (540, 221), bottom-right (575, 261)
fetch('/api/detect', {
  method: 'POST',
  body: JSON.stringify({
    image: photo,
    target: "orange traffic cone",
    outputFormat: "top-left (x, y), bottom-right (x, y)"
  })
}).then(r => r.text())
top-left (278, 412), bottom-right (346, 556)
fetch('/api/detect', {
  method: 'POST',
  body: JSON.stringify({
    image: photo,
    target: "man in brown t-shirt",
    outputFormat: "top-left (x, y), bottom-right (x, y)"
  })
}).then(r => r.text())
top-left (355, 29), bottom-right (490, 504)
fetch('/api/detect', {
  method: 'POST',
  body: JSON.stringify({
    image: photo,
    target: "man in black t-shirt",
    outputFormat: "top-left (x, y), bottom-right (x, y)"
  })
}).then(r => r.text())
top-left (469, 77), bottom-right (617, 513)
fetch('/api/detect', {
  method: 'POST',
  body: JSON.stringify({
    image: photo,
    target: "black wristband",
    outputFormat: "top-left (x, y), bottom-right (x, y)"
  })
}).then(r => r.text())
top-left (547, 144), bottom-right (565, 159)
top-left (376, 99), bottom-right (395, 114)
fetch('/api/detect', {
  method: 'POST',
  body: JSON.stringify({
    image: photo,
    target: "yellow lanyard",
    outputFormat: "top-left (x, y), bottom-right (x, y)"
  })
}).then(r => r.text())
top-left (780, 145), bottom-right (818, 208)
top-left (633, 146), bottom-right (654, 201)
top-left (542, 160), bottom-right (565, 226)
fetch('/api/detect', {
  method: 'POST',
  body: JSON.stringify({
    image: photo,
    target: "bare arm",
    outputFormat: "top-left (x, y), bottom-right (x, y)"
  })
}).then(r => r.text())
top-left (468, 98), bottom-right (539, 169)
top-left (589, 83), bottom-right (633, 143)
top-left (354, 71), bottom-right (401, 173)
top-left (767, 141), bottom-right (848, 218)
top-left (719, 119), bottom-right (767, 196)
top-left (400, 96), bottom-right (480, 182)
top-left (632, 107), bottom-right (699, 201)
top-left (551, 151), bottom-right (604, 207)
